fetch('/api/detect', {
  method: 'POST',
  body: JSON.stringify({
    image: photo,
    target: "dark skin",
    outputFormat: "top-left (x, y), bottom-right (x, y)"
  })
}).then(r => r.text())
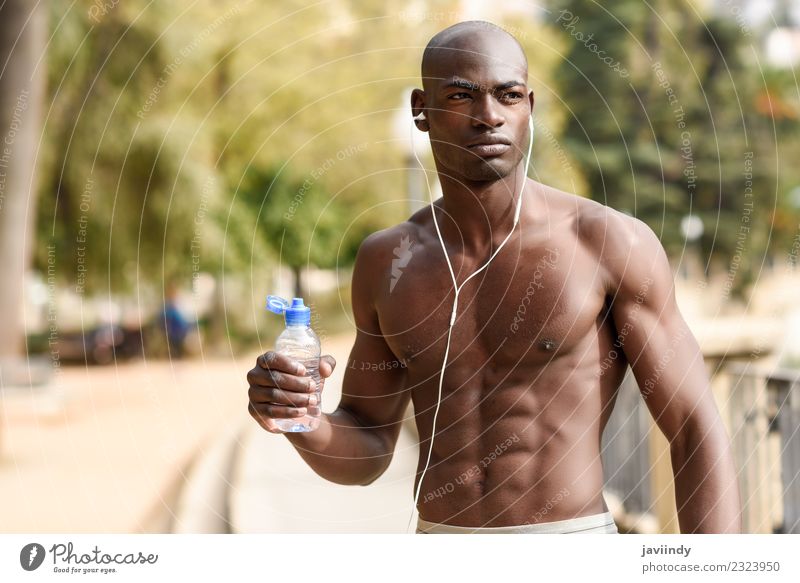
top-left (248, 23), bottom-right (741, 532)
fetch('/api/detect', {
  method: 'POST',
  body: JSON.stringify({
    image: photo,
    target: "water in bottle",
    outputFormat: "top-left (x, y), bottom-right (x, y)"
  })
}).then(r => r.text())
top-left (266, 296), bottom-right (323, 432)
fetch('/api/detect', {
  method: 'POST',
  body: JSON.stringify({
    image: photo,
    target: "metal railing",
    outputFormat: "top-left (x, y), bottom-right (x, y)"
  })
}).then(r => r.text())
top-left (601, 364), bottom-right (800, 533)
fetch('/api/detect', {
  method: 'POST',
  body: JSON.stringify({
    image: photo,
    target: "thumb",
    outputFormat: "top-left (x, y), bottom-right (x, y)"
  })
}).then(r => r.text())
top-left (319, 354), bottom-right (336, 378)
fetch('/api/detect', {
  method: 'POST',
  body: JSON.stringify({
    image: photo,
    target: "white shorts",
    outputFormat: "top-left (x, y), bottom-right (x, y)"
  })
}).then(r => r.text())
top-left (416, 511), bottom-right (618, 534)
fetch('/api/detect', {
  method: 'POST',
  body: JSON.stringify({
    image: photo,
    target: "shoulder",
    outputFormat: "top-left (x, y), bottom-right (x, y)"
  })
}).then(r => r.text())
top-left (351, 220), bottom-right (421, 308)
top-left (564, 194), bottom-right (670, 294)
top-left (354, 220), bottom-right (422, 267)
top-left (577, 199), bottom-right (661, 255)
top-left (354, 201), bottom-right (439, 273)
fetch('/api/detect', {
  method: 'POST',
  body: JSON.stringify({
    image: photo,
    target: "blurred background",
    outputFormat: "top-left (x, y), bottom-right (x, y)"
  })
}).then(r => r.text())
top-left (1, 0), bottom-right (799, 534)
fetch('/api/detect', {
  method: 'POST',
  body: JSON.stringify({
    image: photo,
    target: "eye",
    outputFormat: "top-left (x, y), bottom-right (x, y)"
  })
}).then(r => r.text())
top-left (499, 91), bottom-right (524, 102)
top-left (448, 92), bottom-right (471, 100)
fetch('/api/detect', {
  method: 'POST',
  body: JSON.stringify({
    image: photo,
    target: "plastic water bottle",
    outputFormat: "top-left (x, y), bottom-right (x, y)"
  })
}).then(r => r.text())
top-left (266, 296), bottom-right (323, 432)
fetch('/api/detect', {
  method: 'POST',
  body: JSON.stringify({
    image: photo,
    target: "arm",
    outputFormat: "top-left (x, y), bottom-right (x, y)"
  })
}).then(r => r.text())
top-left (284, 232), bottom-right (411, 486)
top-left (603, 213), bottom-right (741, 533)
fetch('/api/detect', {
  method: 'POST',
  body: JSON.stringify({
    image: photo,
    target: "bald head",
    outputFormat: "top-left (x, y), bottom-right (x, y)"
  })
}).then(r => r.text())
top-left (421, 21), bottom-right (528, 86)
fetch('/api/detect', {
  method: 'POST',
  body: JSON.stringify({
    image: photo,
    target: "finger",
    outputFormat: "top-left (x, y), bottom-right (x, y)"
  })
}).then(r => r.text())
top-left (249, 386), bottom-right (317, 408)
top-left (248, 403), bottom-right (287, 434)
top-left (319, 355), bottom-right (336, 378)
top-left (247, 368), bottom-right (314, 392)
top-left (251, 402), bottom-right (308, 419)
top-left (258, 351), bottom-right (307, 376)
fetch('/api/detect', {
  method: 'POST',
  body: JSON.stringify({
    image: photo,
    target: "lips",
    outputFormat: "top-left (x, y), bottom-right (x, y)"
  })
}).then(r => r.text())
top-left (466, 134), bottom-right (512, 157)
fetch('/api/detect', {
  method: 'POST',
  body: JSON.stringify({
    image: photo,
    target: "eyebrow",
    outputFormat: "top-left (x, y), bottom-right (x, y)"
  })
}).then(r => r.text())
top-left (442, 77), bottom-right (526, 92)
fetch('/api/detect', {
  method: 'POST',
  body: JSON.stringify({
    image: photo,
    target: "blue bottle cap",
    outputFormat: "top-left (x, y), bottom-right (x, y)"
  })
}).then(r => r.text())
top-left (266, 295), bottom-right (311, 326)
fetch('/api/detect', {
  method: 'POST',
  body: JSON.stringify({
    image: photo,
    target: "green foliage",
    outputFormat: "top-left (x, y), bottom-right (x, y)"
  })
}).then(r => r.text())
top-left (37, 0), bottom-right (211, 293)
top-left (550, 0), bottom-right (794, 296)
top-left (238, 165), bottom-right (338, 270)
top-left (33, 0), bottom-right (799, 307)
top-left (34, 0), bottom-right (440, 298)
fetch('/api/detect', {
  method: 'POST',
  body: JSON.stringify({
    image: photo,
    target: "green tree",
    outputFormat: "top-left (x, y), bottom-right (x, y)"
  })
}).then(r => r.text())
top-left (36, 1), bottom-right (211, 295)
top-left (551, 0), bottom-right (780, 295)
top-left (237, 165), bottom-right (366, 298)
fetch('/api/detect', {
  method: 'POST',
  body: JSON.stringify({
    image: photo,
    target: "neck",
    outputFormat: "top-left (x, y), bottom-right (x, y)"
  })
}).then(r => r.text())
top-left (433, 163), bottom-right (530, 255)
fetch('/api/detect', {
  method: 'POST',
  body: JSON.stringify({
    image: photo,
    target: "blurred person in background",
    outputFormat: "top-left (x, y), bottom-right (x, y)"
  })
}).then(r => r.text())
top-left (159, 281), bottom-right (192, 359)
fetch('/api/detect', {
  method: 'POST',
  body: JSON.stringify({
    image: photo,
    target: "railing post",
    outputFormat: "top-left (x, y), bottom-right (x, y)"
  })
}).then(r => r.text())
top-left (601, 371), bottom-right (652, 527)
top-left (771, 372), bottom-right (800, 533)
top-left (726, 363), bottom-right (775, 533)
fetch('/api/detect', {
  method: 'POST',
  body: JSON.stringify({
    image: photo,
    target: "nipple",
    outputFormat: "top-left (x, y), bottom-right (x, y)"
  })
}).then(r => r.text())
top-left (541, 338), bottom-right (557, 351)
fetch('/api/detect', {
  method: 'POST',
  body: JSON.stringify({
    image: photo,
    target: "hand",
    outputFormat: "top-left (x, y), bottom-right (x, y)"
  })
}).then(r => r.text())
top-left (247, 351), bottom-right (336, 434)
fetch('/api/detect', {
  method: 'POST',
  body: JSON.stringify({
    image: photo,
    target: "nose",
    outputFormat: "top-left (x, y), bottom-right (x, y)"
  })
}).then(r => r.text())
top-left (471, 93), bottom-right (505, 128)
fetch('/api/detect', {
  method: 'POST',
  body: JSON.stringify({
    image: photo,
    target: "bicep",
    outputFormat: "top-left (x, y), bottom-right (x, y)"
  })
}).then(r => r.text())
top-left (336, 233), bottom-right (411, 449)
top-left (608, 221), bottom-right (717, 446)
top-left (615, 299), bottom-right (714, 445)
top-left (338, 329), bottom-right (410, 437)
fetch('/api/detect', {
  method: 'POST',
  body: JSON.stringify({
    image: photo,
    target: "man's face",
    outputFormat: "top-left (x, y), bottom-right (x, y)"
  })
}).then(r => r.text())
top-left (417, 39), bottom-right (532, 183)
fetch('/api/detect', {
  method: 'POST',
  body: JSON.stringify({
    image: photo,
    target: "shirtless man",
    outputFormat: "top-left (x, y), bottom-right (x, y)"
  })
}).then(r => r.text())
top-left (247, 21), bottom-right (741, 534)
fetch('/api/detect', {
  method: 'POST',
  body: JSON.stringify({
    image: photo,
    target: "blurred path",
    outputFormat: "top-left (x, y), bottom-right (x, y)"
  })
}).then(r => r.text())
top-left (226, 329), bottom-right (419, 532)
top-left (172, 331), bottom-right (420, 533)
top-left (0, 331), bottom-right (422, 533)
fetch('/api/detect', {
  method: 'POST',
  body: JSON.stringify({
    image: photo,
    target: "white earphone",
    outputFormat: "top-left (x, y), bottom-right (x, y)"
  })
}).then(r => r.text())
top-left (405, 109), bottom-right (535, 533)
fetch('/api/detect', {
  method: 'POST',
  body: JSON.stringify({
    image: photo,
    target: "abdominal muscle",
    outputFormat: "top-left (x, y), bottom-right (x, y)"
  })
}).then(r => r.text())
top-left (409, 358), bottom-right (621, 527)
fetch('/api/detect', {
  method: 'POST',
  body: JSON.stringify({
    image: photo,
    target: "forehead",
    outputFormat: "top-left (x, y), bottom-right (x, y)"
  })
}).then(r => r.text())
top-left (423, 36), bottom-right (527, 90)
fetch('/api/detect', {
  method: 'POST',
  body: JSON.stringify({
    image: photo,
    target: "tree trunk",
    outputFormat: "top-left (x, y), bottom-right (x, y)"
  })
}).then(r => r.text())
top-left (292, 265), bottom-right (303, 299)
top-left (0, 1), bottom-right (47, 390)
top-left (203, 47), bottom-right (234, 353)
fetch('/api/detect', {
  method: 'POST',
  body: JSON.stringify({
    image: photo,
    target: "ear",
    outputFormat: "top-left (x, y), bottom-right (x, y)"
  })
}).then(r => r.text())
top-left (411, 88), bottom-right (429, 131)
top-left (528, 89), bottom-right (535, 115)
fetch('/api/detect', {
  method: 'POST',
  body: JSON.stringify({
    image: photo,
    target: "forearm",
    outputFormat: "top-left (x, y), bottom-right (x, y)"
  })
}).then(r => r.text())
top-left (670, 422), bottom-right (742, 533)
top-left (284, 406), bottom-right (393, 486)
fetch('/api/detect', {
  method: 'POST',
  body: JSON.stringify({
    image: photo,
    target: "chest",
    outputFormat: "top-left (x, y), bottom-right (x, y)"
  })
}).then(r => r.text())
top-left (375, 238), bottom-right (608, 370)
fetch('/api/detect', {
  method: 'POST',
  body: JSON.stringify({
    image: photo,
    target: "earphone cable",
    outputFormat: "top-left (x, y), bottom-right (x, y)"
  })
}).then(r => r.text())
top-left (405, 112), bottom-right (534, 533)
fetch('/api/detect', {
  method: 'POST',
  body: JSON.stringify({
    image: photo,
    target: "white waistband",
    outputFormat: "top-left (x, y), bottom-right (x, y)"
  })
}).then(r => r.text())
top-left (416, 511), bottom-right (617, 534)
